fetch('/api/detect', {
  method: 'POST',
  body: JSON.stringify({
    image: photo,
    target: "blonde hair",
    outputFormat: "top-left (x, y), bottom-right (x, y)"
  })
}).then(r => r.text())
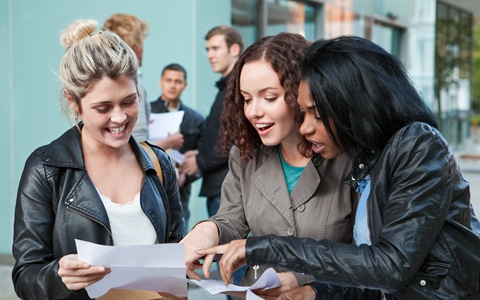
top-left (103, 13), bottom-right (148, 52)
top-left (59, 19), bottom-right (138, 118)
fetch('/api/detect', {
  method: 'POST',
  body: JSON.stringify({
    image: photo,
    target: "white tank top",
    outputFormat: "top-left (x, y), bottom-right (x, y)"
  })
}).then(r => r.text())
top-left (98, 191), bottom-right (158, 246)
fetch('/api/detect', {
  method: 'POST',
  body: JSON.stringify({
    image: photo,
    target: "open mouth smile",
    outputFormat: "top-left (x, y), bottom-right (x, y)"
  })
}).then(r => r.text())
top-left (107, 125), bottom-right (126, 135)
top-left (255, 123), bottom-right (274, 131)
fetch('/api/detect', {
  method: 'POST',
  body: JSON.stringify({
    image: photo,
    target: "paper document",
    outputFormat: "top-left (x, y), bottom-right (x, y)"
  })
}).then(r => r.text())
top-left (75, 239), bottom-right (187, 298)
top-left (168, 149), bottom-right (185, 164)
top-left (149, 111), bottom-right (185, 140)
top-left (189, 267), bottom-right (281, 298)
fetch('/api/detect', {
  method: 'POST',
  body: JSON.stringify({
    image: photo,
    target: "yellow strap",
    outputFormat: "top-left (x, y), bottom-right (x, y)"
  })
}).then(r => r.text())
top-left (139, 141), bottom-right (163, 184)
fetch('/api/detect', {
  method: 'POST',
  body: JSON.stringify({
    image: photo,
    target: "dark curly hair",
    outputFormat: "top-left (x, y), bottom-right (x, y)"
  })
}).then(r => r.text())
top-left (220, 32), bottom-right (311, 162)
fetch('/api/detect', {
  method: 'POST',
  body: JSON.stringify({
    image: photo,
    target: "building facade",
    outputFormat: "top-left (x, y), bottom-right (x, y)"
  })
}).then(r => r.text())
top-left (0, 0), bottom-right (475, 260)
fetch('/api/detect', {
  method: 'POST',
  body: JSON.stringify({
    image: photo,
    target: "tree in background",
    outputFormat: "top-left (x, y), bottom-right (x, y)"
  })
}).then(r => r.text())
top-left (472, 17), bottom-right (480, 113)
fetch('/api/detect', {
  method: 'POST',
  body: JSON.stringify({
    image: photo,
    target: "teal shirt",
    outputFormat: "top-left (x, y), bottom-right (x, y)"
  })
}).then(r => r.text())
top-left (278, 146), bottom-right (306, 194)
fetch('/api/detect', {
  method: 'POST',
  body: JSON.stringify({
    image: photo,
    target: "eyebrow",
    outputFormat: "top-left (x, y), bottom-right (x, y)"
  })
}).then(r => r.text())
top-left (90, 93), bottom-right (137, 106)
top-left (240, 87), bottom-right (279, 94)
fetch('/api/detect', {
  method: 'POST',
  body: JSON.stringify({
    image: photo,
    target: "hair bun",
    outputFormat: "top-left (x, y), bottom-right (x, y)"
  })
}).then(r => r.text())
top-left (60, 19), bottom-right (98, 48)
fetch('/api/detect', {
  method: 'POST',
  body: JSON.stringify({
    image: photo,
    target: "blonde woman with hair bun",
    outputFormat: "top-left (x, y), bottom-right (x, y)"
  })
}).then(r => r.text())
top-left (12, 19), bottom-right (185, 300)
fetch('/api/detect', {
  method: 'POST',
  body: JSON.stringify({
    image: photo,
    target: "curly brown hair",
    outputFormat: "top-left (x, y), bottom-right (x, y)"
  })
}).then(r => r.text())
top-left (220, 32), bottom-right (311, 162)
top-left (103, 13), bottom-right (148, 52)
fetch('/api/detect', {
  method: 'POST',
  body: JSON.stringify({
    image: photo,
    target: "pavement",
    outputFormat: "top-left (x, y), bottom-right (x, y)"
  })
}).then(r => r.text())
top-left (1, 137), bottom-right (479, 300)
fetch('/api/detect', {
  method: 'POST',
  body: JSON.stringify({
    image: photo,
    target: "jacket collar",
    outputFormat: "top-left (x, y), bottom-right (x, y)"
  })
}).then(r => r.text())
top-left (157, 96), bottom-right (185, 111)
top-left (215, 73), bottom-right (231, 90)
top-left (344, 147), bottom-right (380, 188)
top-left (42, 125), bottom-right (85, 169)
top-left (252, 145), bottom-right (321, 225)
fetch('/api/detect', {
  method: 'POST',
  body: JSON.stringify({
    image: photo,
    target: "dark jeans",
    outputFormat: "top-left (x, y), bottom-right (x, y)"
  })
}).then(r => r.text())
top-left (207, 194), bottom-right (221, 217)
top-left (207, 194), bottom-right (247, 299)
top-left (227, 265), bottom-right (247, 300)
top-left (181, 196), bottom-right (189, 236)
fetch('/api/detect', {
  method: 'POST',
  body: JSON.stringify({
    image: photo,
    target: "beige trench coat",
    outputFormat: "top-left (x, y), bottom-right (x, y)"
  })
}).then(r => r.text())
top-left (211, 145), bottom-right (356, 286)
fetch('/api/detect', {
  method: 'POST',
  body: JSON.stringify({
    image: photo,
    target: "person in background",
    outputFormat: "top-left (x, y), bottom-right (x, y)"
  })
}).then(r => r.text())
top-left (198, 36), bottom-right (480, 299)
top-left (11, 19), bottom-right (184, 300)
top-left (180, 25), bottom-right (243, 217)
top-left (104, 13), bottom-right (184, 161)
top-left (179, 26), bottom-right (244, 296)
top-left (103, 13), bottom-right (151, 142)
top-left (151, 63), bottom-right (204, 232)
top-left (182, 33), bottom-right (364, 300)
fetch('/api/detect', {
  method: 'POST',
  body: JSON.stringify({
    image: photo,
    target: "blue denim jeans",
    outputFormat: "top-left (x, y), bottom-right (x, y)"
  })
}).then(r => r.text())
top-left (207, 194), bottom-right (221, 217)
top-left (227, 265), bottom-right (247, 300)
top-left (207, 194), bottom-right (246, 299)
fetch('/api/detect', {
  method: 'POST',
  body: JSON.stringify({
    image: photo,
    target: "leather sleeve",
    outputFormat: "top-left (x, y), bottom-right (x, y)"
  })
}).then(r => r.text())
top-left (12, 150), bottom-right (78, 299)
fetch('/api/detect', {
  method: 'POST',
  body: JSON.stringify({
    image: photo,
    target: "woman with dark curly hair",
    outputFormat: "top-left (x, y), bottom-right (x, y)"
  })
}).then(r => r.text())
top-left (181, 32), bottom-right (358, 299)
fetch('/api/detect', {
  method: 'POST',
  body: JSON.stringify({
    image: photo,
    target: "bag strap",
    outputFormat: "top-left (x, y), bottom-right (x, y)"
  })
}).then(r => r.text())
top-left (139, 141), bottom-right (163, 183)
top-left (139, 141), bottom-right (172, 239)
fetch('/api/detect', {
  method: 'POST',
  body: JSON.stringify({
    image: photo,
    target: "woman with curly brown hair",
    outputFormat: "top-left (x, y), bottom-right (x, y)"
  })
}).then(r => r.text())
top-left (181, 32), bottom-right (356, 299)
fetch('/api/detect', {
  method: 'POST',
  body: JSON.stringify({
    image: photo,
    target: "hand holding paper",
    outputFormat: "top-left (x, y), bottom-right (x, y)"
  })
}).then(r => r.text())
top-left (188, 267), bottom-right (281, 297)
top-left (75, 239), bottom-right (281, 300)
top-left (57, 253), bottom-right (110, 291)
top-left (75, 239), bottom-right (187, 298)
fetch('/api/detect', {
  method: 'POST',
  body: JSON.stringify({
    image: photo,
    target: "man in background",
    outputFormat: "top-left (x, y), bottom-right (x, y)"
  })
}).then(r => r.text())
top-left (180, 25), bottom-right (243, 217)
top-left (151, 63), bottom-right (204, 232)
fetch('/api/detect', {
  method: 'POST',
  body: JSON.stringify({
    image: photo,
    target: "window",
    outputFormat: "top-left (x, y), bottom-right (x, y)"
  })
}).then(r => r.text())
top-left (232, 0), bottom-right (319, 46)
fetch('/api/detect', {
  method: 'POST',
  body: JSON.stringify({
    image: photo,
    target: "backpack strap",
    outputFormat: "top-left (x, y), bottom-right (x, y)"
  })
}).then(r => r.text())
top-left (139, 141), bottom-right (172, 239)
top-left (139, 141), bottom-right (163, 183)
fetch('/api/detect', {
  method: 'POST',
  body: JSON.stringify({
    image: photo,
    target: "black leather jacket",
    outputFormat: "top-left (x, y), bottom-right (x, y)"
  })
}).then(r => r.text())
top-left (12, 126), bottom-right (185, 300)
top-left (245, 123), bottom-right (480, 299)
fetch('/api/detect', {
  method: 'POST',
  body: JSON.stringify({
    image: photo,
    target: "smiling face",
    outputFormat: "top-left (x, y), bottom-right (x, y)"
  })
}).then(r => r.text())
top-left (241, 61), bottom-right (298, 147)
top-left (298, 81), bottom-right (343, 159)
top-left (74, 75), bottom-right (138, 149)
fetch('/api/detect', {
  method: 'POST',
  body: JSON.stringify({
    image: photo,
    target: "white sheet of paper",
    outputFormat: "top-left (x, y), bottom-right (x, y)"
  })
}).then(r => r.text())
top-left (189, 267), bottom-right (281, 298)
top-left (246, 289), bottom-right (264, 300)
top-left (149, 111), bottom-right (185, 140)
top-left (75, 239), bottom-right (187, 298)
top-left (168, 149), bottom-right (185, 164)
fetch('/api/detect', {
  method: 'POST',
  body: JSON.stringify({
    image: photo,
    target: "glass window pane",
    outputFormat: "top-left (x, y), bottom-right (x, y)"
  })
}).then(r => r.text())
top-left (372, 22), bottom-right (402, 57)
top-left (265, 0), bottom-right (317, 40)
top-left (324, 2), bottom-right (363, 38)
top-left (232, 0), bottom-right (258, 48)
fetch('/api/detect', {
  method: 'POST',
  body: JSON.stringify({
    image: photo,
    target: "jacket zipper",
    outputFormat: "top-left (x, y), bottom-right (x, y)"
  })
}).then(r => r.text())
top-left (66, 206), bottom-right (113, 240)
